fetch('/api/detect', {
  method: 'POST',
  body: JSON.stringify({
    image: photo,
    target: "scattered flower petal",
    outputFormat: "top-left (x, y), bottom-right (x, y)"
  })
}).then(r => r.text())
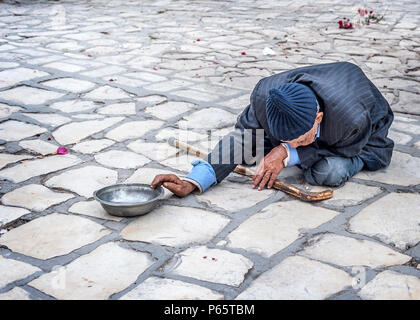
top-left (57, 146), bottom-right (68, 155)
top-left (241, 51), bottom-right (246, 55)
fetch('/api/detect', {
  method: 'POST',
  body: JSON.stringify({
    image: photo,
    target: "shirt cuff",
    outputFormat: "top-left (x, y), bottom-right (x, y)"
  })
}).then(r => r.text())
top-left (182, 159), bottom-right (217, 193)
top-left (285, 143), bottom-right (301, 166)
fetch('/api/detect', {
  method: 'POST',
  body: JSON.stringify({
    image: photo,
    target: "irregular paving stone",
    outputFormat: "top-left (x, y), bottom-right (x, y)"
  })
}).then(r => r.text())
top-left (155, 127), bottom-right (207, 142)
top-left (94, 150), bottom-right (150, 169)
top-left (388, 129), bottom-right (413, 145)
top-left (120, 277), bottom-right (223, 300)
top-left (104, 75), bottom-right (147, 88)
top-left (391, 91), bottom-right (420, 115)
top-left (173, 89), bottom-right (217, 102)
top-left (226, 200), bottom-right (339, 257)
top-left (45, 165), bottom-right (118, 198)
top-left (0, 62), bottom-right (20, 68)
top-left (71, 139), bottom-right (115, 154)
top-left (0, 120), bottom-right (46, 142)
top-left (97, 102), bottom-right (136, 115)
top-left (143, 79), bottom-right (193, 92)
top-left (307, 182), bottom-right (382, 207)
top-left (0, 256), bottom-right (40, 288)
top-left (0, 86), bottom-right (64, 105)
top-left (50, 99), bottom-right (99, 113)
top-left (0, 155), bottom-right (81, 183)
top-left (219, 94), bottom-right (250, 110)
top-left (349, 193), bottom-right (420, 250)
top-left (0, 205), bottom-right (30, 227)
top-left (0, 67), bottom-right (49, 88)
top-left (43, 62), bottom-right (85, 73)
top-left (359, 270), bottom-right (420, 300)
top-left (0, 287), bottom-right (31, 300)
top-left (83, 85), bottom-right (130, 100)
top-left (136, 95), bottom-right (167, 107)
top-left (178, 108), bottom-right (237, 130)
top-left (53, 117), bottom-right (124, 145)
top-left (72, 114), bottom-right (105, 120)
top-left (160, 153), bottom-right (196, 172)
top-left (105, 120), bottom-right (164, 142)
top-left (127, 140), bottom-right (179, 161)
top-left (145, 101), bottom-right (194, 120)
top-left (125, 72), bottom-right (167, 83)
top-left (41, 78), bottom-right (96, 93)
top-left (169, 246), bottom-right (253, 287)
top-left (19, 139), bottom-right (58, 155)
top-left (63, 32), bottom-right (102, 41)
top-left (0, 103), bottom-right (21, 118)
top-left (355, 151), bottom-right (420, 186)
top-left (0, 153), bottom-right (33, 170)
top-left (46, 41), bottom-right (84, 52)
top-left (68, 200), bottom-right (122, 222)
top-left (391, 121), bottom-right (420, 136)
top-left (236, 256), bottom-right (352, 299)
top-left (1, 184), bottom-right (74, 211)
top-left (197, 180), bottom-right (274, 211)
top-left (121, 205), bottom-right (229, 246)
top-left (23, 113), bottom-right (72, 127)
top-left (0, 213), bottom-right (110, 260)
top-left (81, 66), bottom-right (126, 77)
top-left (29, 242), bottom-right (152, 299)
top-left (301, 233), bottom-right (411, 268)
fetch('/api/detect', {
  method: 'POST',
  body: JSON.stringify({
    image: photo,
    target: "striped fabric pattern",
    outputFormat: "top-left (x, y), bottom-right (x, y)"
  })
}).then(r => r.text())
top-left (207, 62), bottom-right (394, 183)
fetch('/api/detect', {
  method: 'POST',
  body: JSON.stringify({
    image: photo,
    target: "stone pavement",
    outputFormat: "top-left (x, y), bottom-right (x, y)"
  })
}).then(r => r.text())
top-left (0, 0), bottom-right (419, 300)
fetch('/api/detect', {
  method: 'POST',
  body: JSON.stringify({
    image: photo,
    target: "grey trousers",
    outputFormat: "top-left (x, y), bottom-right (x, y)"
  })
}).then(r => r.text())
top-left (303, 156), bottom-right (364, 187)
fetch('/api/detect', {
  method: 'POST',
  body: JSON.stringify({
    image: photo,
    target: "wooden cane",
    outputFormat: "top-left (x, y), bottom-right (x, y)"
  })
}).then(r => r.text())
top-left (168, 137), bottom-right (333, 202)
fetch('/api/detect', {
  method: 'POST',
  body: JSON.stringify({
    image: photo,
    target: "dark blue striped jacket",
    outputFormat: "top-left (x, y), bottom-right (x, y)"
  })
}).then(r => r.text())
top-left (207, 62), bottom-right (394, 182)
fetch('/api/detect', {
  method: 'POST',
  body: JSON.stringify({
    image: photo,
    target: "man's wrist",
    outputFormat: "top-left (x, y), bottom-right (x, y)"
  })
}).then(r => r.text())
top-left (181, 177), bottom-right (200, 193)
top-left (280, 143), bottom-right (290, 167)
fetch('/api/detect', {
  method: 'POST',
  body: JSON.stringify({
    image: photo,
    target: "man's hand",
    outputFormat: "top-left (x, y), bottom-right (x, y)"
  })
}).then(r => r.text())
top-left (151, 174), bottom-right (196, 197)
top-left (252, 145), bottom-right (287, 190)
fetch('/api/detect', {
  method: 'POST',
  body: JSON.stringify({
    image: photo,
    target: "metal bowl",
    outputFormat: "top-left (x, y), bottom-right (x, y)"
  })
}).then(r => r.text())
top-left (93, 183), bottom-right (164, 217)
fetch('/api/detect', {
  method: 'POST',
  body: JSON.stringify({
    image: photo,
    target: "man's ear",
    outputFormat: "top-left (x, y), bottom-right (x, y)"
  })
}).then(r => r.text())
top-left (315, 111), bottom-right (323, 123)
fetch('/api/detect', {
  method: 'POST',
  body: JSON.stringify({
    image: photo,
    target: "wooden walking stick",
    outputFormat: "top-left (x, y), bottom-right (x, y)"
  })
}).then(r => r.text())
top-left (168, 137), bottom-right (333, 202)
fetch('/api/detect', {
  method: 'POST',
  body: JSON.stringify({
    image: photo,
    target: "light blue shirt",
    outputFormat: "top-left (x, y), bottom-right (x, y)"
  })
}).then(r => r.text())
top-left (185, 124), bottom-right (320, 192)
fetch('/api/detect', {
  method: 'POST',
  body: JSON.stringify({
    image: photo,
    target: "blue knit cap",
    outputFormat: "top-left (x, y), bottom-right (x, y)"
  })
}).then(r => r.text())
top-left (266, 83), bottom-right (318, 141)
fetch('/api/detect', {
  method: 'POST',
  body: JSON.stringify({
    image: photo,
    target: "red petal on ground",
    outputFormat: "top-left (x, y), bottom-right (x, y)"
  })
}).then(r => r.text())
top-left (241, 51), bottom-right (246, 55)
top-left (57, 146), bottom-right (68, 155)
top-left (196, 38), bottom-right (200, 41)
